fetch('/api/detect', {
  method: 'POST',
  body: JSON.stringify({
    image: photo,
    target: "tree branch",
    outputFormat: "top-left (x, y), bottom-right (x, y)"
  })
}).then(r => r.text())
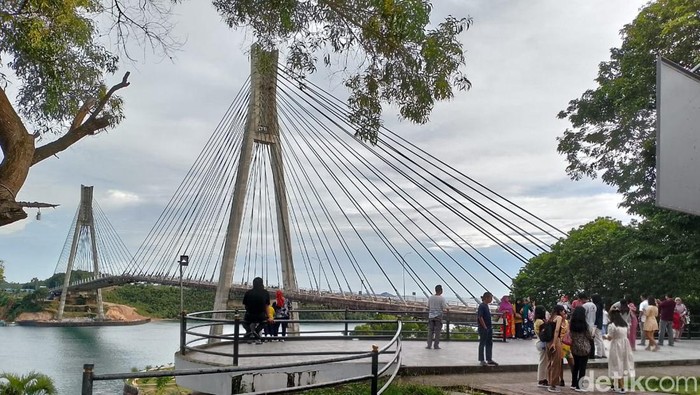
top-left (32, 72), bottom-right (130, 165)
top-left (18, 201), bottom-right (60, 208)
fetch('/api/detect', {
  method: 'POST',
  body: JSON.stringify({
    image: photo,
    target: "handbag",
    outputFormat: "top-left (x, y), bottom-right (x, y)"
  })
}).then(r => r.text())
top-left (562, 331), bottom-right (572, 346)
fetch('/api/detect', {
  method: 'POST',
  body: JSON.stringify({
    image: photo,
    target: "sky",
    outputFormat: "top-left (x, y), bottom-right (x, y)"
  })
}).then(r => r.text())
top-left (0, 0), bottom-right (647, 299)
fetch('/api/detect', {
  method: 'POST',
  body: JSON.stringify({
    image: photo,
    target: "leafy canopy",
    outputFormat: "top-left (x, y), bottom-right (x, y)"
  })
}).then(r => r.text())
top-left (513, 216), bottom-right (700, 312)
top-left (0, 0), bottom-right (123, 134)
top-left (556, 0), bottom-right (700, 214)
top-left (213, 0), bottom-right (472, 142)
top-left (513, 218), bottom-right (635, 307)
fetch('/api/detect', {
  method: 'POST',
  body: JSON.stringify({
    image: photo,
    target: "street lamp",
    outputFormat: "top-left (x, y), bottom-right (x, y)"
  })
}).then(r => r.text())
top-left (310, 257), bottom-right (327, 296)
top-left (400, 252), bottom-right (412, 301)
top-left (178, 255), bottom-right (189, 313)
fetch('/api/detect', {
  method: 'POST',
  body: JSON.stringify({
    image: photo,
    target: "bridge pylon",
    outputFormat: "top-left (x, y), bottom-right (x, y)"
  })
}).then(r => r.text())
top-left (56, 185), bottom-right (105, 321)
top-left (211, 45), bottom-right (297, 336)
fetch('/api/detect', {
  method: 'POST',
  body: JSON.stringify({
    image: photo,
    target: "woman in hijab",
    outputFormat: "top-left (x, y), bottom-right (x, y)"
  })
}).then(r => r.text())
top-left (273, 290), bottom-right (291, 339)
top-left (498, 295), bottom-right (515, 339)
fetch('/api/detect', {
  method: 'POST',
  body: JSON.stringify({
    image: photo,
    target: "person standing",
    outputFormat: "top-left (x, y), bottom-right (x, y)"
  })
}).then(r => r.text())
top-left (643, 297), bottom-right (659, 351)
top-left (580, 293), bottom-right (597, 359)
top-left (638, 294), bottom-right (648, 347)
top-left (426, 285), bottom-right (448, 349)
top-left (627, 297), bottom-right (638, 350)
top-left (274, 290), bottom-right (291, 339)
top-left (673, 297), bottom-right (688, 341)
top-left (592, 294), bottom-right (607, 358)
top-left (569, 306), bottom-right (594, 391)
top-left (546, 305), bottom-right (566, 393)
top-left (534, 306), bottom-right (549, 387)
top-left (498, 295), bottom-right (514, 339)
top-left (242, 277), bottom-right (271, 344)
top-left (478, 291), bottom-right (498, 366)
top-left (605, 306), bottom-right (635, 393)
top-left (657, 294), bottom-right (676, 346)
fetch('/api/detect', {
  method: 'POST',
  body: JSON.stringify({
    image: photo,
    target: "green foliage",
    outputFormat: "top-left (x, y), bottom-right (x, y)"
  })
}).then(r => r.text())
top-left (42, 271), bottom-right (93, 289)
top-left (1, 288), bottom-right (49, 321)
top-left (513, 217), bottom-right (700, 314)
top-left (0, 371), bottom-right (57, 395)
top-left (352, 313), bottom-right (406, 336)
top-left (102, 284), bottom-right (215, 318)
top-left (0, 261), bottom-right (4, 283)
top-left (212, 0), bottom-right (472, 142)
top-left (556, 0), bottom-right (700, 214)
top-left (0, 0), bottom-right (121, 133)
top-left (349, 313), bottom-right (478, 340)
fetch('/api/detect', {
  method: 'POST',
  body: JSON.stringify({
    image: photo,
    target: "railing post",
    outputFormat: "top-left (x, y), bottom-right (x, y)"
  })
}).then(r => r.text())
top-left (370, 345), bottom-right (379, 395)
top-left (180, 311), bottom-right (186, 355)
top-left (344, 308), bottom-right (349, 337)
top-left (445, 310), bottom-right (450, 341)
top-left (81, 364), bottom-right (94, 395)
top-left (233, 315), bottom-right (240, 366)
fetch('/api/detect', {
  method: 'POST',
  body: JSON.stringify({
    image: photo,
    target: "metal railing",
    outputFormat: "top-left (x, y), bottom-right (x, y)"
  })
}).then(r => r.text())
top-left (81, 310), bottom-right (404, 395)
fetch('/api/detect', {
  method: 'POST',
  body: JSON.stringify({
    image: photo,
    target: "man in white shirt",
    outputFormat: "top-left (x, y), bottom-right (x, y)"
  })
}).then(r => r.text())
top-left (427, 284), bottom-right (448, 349)
top-left (638, 294), bottom-right (649, 346)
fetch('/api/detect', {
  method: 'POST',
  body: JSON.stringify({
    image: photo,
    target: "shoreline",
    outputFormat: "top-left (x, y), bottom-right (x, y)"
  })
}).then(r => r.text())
top-left (16, 318), bottom-right (151, 327)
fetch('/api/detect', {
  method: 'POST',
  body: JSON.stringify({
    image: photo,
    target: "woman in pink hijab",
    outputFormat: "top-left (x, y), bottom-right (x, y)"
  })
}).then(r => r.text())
top-left (498, 295), bottom-right (515, 339)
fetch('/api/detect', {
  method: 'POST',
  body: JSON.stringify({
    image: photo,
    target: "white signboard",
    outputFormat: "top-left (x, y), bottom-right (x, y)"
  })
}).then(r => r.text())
top-left (656, 58), bottom-right (700, 216)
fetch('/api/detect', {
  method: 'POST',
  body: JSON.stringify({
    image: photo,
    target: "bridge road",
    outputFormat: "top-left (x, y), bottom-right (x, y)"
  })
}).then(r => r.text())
top-left (55, 274), bottom-right (480, 320)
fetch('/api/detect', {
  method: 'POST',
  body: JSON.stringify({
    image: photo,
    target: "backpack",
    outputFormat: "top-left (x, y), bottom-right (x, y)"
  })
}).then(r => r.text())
top-left (538, 321), bottom-right (555, 342)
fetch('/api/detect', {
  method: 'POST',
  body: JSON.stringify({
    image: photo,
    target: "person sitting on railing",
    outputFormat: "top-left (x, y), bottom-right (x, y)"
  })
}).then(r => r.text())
top-left (242, 277), bottom-right (270, 345)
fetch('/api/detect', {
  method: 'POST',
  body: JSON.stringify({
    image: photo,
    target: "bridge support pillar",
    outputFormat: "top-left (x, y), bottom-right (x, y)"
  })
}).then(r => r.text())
top-left (211, 44), bottom-right (298, 338)
top-left (57, 185), bottom-right (105, 321)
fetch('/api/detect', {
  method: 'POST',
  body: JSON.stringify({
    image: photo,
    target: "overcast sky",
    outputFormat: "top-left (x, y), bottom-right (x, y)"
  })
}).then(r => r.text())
top-left (1, 1), bottom-right (646, 299)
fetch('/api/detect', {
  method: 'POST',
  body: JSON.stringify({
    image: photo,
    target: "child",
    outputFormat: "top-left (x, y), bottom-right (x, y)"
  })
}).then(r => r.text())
top-left (605, 306), bottom-right (635, 393)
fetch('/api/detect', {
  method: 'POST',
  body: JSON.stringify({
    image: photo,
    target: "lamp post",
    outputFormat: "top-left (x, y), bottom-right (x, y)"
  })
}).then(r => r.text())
top-left (310, 257), bottom-right (327, 296)
top-left (400, 252), bottom-right (412, 301)
top-left (178, 255), bottom-right (189, 313)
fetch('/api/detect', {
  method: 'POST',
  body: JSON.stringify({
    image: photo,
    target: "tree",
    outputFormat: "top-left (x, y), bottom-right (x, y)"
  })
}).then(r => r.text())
top-left (0, 371), bottom-right (57, 395)
top-left (512, 218), bottom-right (636, 308)
top-left (556, 0), bottom-right (700, 215)
top-left (213, 0), bottom-right (472, 143)
top-left (0, 0), bottom-right (176, 227)
top-left (0, 260), bottom-right (4, 283)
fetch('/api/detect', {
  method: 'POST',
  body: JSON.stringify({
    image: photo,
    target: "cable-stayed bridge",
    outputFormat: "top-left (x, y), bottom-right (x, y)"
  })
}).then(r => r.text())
top-left (51, 46), bottom-right (566, 320)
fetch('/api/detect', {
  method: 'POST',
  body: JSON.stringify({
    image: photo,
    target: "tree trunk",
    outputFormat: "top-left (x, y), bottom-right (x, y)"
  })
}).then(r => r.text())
top-left (0, 88), bottom-right (35, 226)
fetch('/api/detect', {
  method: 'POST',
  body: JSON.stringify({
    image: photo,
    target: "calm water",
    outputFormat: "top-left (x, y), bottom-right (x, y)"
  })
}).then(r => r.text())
top-left (0, 321), bottom-right (351, 394)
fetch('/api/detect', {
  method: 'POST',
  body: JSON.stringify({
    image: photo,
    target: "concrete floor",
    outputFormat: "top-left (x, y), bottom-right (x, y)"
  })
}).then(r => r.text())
top-left (180, 337), bottom-right (700, 394)
top-left (182, 337), bottom-right (700, 370)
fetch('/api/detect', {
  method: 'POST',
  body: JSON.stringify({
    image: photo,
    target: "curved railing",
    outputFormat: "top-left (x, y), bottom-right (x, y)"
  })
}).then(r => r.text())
top-left (81, 309), bottom-right (404, 395)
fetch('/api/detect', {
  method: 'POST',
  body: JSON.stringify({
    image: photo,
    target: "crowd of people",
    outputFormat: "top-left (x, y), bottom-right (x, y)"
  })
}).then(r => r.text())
top-left (495, 292), bottom-right (690, 393)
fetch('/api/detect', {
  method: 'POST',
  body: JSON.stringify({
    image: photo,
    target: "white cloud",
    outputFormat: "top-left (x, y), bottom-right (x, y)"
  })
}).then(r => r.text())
top-left (101, 189), bottom-right (141, 207)
top-left (0, 0), bottom-right (648, 292)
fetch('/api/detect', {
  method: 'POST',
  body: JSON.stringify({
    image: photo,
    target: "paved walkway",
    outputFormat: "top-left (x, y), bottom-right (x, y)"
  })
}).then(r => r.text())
top-left (181, 338), bottom-right (700, 393)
